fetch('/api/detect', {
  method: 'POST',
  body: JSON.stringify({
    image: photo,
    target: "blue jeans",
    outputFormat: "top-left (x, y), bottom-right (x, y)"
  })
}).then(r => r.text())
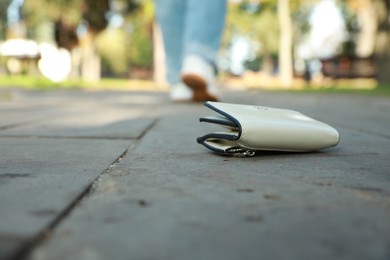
top-left (154, 0), bottom-right (227, 85)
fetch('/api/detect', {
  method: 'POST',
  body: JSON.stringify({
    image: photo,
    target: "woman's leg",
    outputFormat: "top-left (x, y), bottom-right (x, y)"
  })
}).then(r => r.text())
top-left (154, 0), bottom-right (185, 85)
top-left (181, 0), bottom-right (227, 101)
top-left (184, 0), bottom-right (227, 66)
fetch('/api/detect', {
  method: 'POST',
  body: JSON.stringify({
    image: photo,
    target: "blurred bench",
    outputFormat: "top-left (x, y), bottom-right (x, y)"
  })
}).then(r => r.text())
top-left (0, 39), bottom-right (41, 75)
top-left (321, 56), bottom-right (377, 79)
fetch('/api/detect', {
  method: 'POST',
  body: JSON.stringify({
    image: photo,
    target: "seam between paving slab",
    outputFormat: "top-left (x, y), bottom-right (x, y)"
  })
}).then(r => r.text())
top-left (0, 135), bottom-right (136, 141)
top-left (0, 116), bottom-right (55, 131)
top-left (8, 118), bottom-right (159, 260)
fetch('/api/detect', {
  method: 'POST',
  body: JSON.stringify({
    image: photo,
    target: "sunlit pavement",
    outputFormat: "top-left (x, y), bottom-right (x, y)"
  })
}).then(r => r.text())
top-left (0, 88), bottom-right (389, 260)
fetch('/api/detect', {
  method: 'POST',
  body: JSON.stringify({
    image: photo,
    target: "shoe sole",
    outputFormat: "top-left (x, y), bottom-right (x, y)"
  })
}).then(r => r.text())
top-left (182, 74), bottom-right (219, 102)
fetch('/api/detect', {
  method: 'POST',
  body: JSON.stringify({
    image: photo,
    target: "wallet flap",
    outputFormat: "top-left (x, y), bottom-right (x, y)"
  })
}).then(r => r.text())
top-left (197, 131), bottom-right (240, 154)
top-left (199, 115), bottom-right (238, 129)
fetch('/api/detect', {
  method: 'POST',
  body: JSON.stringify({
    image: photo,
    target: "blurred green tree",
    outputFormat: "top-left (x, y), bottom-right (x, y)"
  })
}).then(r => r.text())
top-left (224, 0), bottom-right (306, 86)
top-left (374, 0), bottom-right (390, 84)
top-left (23, 0), bottom-right (81, 43)
top-left (223, 1), bottom-right (279, 75)
top-left (23, 0), bottom-right (151, 80)
top-left (96, 0), bottom-right (153, 77)
top-left (224, 0), bottom-right (390, 87)
top-left (0, 0), bottom-right (12, 40)
top-left (96, 27), bottom-right (129, 76)
top-left (126, 0), bottom-right (154, 69)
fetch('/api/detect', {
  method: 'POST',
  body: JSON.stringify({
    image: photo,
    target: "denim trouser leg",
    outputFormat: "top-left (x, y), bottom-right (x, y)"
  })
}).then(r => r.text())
top-left (154, 0), bottom-right (185, 85)
top-left (184, 0), bottom-right (227, 66)
top-left (154, 0), bottom-right (227, 85)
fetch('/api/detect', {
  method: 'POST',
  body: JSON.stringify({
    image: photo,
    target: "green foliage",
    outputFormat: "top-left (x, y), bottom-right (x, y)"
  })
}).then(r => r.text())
top-left (0, 75), bottom-right (157, 90)
top-left (83, 0), bottom-right (109, 33)
top-left (224, 1), bottom-right (279, 56)
top-left (22, 0), bottom-right (154, 75)
top-left (125, 1), bottom-right (154, 68)
top-left (23, 0), bottom-right (82, 44)
top-left (0, 0), bottom-right (11, 40)
top-left (127, 21), bottom-right (153, 68)
top-left (96, 0), bottom-right (154, 75)
top-left (96, 28), bottom-right (129, 75)
top-left (24, 0), bottom-right (82, 25)
top-left (0, 75), bottom-right (80, 90)
top-left (24, 0), bottom-right (110, 35)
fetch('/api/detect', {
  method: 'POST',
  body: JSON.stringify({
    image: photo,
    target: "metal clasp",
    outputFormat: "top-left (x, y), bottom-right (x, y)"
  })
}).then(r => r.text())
top-left (226, 147), bottom-right (256, 157)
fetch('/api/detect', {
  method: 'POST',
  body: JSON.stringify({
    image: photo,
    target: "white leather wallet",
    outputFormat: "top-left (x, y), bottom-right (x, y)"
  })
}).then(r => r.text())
top-left (197, 102), bottom-right (340, 157)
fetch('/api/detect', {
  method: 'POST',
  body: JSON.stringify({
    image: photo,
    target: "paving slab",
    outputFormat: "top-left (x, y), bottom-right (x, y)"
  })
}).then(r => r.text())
top-left (0, 89), bottom-right (389, 260)
top-left (0, 90), bottom-right (164, 259)
top-left (27, 94), bottom-right (390, 260)
top-left (0, 89), bottom-right (161, 139)
top-left (0, 137), bottom-right (134, 260)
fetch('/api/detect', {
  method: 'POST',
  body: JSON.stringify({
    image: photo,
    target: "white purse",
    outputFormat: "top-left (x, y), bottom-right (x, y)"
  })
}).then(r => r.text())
top-left (197, 102), bottom-right (340, 157)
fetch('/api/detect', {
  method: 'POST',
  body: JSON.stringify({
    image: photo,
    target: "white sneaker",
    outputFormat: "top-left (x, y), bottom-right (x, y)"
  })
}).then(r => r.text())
top-left (170, 82), bottom-right (193, 102)
top-left (181, 55), bottom-right (219, 102)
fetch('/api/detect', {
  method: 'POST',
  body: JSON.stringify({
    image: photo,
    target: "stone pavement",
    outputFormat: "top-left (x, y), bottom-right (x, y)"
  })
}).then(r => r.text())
top-left (0, 88), bottom-right (389, 260)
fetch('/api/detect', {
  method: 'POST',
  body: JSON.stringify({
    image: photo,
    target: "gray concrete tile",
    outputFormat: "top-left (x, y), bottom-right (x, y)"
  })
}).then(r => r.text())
top-left (0, 116), bottom-right (156, 140)
top-left (30, 98), bottom-right (390, 260)
top-left (0, 89), bottom-right (166, 259)
top-left (0, 90), bottom-right (162, 139)
top-left (2, 89), bottom-right (389, 259)
top-left (0, 137), bottom-right (132, 259)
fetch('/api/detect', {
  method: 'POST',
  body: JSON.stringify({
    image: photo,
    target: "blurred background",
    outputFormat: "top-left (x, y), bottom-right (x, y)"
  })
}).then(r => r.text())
top-left (0, 0), bottom-right (389, 90)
